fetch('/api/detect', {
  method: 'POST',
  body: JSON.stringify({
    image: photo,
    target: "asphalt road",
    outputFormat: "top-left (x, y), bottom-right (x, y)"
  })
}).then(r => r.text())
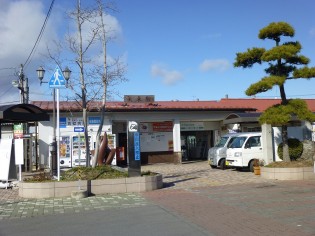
top-left (0, 205), bottom-right (210, 236)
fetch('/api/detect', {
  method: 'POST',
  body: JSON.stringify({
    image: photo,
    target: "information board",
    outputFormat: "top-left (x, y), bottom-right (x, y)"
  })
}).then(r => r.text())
top-left (0, 139), bottom-right (13, 181)
top-left (140, 132), bottom-right (173, 152)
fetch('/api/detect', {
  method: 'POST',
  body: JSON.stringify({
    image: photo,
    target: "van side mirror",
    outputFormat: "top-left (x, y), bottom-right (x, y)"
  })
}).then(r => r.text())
top-left (245, 142), bottom-right (251, 149)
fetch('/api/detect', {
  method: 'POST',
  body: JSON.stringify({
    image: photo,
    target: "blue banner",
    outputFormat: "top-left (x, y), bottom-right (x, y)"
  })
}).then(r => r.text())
top-left (88, 116), bottom-right (101, 125)
top-left (134, 132), bottom-right (140, 161)
top-left (60, 117), bottom-right (67, 128)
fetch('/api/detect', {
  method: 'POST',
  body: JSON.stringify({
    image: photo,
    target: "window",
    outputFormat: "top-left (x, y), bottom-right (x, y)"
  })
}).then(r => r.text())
top-left (245, 136), bottom-right (261, 148)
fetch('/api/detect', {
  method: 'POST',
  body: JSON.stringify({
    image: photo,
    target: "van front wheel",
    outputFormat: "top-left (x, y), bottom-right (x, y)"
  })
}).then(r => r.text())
top-left (249, 160), bottom-right (255, 172)
top-left (219, 159), bottom-right (226, 170)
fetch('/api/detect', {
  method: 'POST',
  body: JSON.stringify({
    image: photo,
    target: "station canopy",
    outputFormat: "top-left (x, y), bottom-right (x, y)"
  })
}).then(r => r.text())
top-left (0, 104), bottom-right (49, 123)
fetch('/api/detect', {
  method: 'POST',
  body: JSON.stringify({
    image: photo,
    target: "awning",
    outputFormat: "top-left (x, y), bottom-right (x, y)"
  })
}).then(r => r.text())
top-left (0, 104), bottom-right (50, 123)
top-left (223, 113), bottom-right (261, 125)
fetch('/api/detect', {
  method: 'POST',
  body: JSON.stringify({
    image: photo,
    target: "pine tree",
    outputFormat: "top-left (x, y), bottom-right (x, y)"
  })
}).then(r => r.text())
top-left (234, 22), bottom-right (315, 162)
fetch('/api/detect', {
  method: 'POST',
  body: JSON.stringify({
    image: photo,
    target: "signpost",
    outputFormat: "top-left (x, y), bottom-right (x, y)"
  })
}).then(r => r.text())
top-left (127, 121), bottom-right (141, 177)
top-left (49, 66), bottom-right (66, 181)
top-left (74, 127), bottom-right (85, 132)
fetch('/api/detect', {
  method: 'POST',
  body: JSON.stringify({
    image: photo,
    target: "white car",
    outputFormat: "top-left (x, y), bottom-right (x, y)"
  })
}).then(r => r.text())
top-left (226, 132), bottom-right (262, 172)
top-left (208, 133), bottom-right (239, 169)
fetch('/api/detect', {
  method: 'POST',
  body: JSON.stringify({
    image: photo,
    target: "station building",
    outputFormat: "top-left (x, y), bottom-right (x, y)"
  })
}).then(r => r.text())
top-left (27, 95), bottom-right (315, 170)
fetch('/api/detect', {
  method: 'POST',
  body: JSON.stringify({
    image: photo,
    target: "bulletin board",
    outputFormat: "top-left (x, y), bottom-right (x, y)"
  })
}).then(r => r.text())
top-left (140, 132), bottom-right (173, 152)
top-left (0, 139), bottom-right (13, 181)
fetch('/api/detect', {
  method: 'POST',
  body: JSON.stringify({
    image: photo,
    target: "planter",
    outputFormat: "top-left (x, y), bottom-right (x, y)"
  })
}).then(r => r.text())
top-left (253, 166), bottom-right (261, 175)
top-left (19, 174), bottom-right (163, 199)
top-left (261, 167), bottom-right (315, 180)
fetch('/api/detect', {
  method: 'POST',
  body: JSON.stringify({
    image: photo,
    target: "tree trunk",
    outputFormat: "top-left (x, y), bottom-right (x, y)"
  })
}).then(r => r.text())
top-left (282, 125), bottom-right (290, 162)
top-left (92, 105), bottom-right (105, 167)
top-left (83, 108), bottom-right (90, 167)
top-left (92, 0), bottom-right (108, 167)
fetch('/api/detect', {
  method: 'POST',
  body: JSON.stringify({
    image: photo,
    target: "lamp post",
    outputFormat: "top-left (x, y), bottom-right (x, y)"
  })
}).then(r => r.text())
top-left (37, 66), bottom-right (71, 179)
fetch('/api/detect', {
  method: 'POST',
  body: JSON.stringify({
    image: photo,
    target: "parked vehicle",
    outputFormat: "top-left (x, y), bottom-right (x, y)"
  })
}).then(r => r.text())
top-left (208, 133), bottom-right (239, 169)
top-left (225, 132), bottom-right (263, 172)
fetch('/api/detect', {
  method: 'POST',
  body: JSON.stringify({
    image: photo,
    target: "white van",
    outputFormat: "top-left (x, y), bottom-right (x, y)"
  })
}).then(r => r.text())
top-left (208, 133), bottom-right (239, 169)
top-left (225, 132), bottom-right (263, 172)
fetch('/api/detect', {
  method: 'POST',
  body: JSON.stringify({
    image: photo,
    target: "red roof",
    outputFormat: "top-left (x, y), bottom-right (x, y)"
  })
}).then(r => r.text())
top-left (31, 98), bottom-right (315, 113)
top-left (219, 98), bottom-right (315, 112)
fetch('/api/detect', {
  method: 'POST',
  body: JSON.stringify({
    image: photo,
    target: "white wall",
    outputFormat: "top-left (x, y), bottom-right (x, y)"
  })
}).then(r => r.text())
top-left (38, 114), bottom-right (112, 169)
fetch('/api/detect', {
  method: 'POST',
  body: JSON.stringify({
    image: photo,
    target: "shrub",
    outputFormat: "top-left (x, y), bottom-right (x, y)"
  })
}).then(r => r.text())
top-left (23, 172), bottom-right (54, 182)
top-left (60, 166), bottom-right (128, 181)
top-left (277, 138), bottom-right (303, 161)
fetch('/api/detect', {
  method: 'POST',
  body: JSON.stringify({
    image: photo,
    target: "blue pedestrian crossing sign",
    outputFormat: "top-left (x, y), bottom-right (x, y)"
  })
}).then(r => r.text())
top-left (49, 66), bottom-right (66, 88)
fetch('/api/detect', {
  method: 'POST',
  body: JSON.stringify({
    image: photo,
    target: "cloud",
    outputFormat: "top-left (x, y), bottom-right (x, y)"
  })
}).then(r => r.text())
top-left (0, 1), bottom-right (57, 64)
top-left (310, 28), bottom-right (315, 37)
top-left (199, 59), bottom-right (230, 72)
top-left (151, 64), bottom-right (183, 85)
top-left (0, 0), bottom-right (60, 103)
top-left (0, 1), bottom-right (123, 103)
top-left (69, 13), bottom-right (122, 48)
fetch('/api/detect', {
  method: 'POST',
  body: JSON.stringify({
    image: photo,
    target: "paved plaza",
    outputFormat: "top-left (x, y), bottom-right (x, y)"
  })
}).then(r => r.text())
top-left (1, 161), bottom-right (315, 235)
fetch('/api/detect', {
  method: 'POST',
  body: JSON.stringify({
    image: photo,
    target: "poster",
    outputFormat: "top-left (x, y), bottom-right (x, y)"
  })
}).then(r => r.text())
top-left (60, 136), bottom-right (70, 158)
top-left (13, 124), bottom-right (23, 138)
top-left (0, 139), bottom-right (13, 181)
top-left (14, 139), bottom-right (24, 165)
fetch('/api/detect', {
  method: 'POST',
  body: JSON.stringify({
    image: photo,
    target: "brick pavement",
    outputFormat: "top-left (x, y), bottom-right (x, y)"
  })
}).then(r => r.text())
top-left (141, 161), bottom-right (315, 236)
top-left (141, 160), bottom-right (275, 189)
top-left (1, 160), bottom-right (315, 236)
top-left (0, 190), bottom-right (148, 220)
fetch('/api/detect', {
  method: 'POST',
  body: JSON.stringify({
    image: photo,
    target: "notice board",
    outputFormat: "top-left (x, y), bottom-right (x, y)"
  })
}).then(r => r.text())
top-left (140, 132), bottom-right (173, 152)
top-left (0, 139), bottom-right (16, 181)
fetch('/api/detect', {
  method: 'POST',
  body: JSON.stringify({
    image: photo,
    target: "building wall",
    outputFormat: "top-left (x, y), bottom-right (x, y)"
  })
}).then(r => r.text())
top-left (37, 110), bottom-right (227, 167)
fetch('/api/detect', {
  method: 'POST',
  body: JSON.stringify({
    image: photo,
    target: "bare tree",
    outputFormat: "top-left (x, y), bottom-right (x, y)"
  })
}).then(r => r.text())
top-left (92, 0), bottom-right (126, 167)
top-left (46, 0), bottom-right (127, 167)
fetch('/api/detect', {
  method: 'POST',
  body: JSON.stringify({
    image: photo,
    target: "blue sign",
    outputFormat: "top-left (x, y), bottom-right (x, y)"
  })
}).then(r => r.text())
top-left (88, 116), bottom-right (101, 125)
top-left (74, 127), bottom-right (85, 132)
top-left (49, 66), bottom-right (66, 88)
top-left (134, 132), bottom-right (140, 161)
top-left (60, 117), bottom-right (66, 128)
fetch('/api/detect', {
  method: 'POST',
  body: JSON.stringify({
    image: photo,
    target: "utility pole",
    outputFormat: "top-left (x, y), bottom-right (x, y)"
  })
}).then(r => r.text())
top-left (18, 64), bottom-right (29, 104)
top-left (18, 64), bottom-right (30, 172)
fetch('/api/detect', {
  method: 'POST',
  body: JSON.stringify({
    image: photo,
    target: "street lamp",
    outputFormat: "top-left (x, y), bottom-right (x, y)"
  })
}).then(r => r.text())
top-left (37, 66), bottom-right (71, 178)
top-left (62, 67), bottom-right (71, 86)
top-left (36, 66), bottom-right (46, 85)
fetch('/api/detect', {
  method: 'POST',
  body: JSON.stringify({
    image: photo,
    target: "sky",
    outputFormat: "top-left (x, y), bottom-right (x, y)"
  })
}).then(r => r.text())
top-left (0, 0), bottom-right (315, 104)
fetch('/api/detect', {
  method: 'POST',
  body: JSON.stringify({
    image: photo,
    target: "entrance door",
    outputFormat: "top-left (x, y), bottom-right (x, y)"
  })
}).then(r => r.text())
top-left (181, 131), bottom-right (211, 161)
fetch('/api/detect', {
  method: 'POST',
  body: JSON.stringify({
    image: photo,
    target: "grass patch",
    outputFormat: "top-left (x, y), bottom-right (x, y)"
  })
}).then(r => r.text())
top-left (23, 166), bottom-right (128, 182)
top-left (23, 172), bottom-right (55, 182)
top-left (61, 166), bottom-right (128, 181)
top-left (265, 159), bottom-right (314, 168)
top-left (24, 166), bottom-right (158, 182)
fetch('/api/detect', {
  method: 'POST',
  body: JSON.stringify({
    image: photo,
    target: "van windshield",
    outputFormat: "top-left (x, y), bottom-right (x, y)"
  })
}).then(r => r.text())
top-left (214, 137), bottom-right (229, 147)
top-left (229, 136), bottom-right (247, 148)
top-left (227, 137), bottom-right (238, 148)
